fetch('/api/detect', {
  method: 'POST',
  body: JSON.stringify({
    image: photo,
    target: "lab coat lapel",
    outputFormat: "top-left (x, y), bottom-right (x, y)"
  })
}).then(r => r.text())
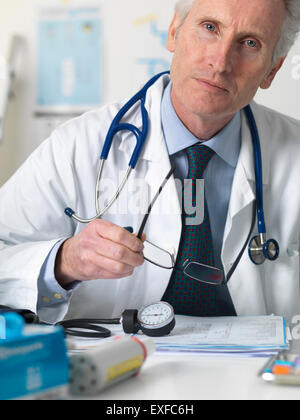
top-left (142, 135), bottom-right (183, 303)
top-left (142, 74), bottom-right (182, 263)
top-left (222, 103), bottom-right (271, 315)
top-left (117, 75), bottom-right (182, 301)
top-left (222, 103), bottom-right (272, 263)
top-left (141, 80), bottom-right (183, 301)
top-left (222, 109), bottom-right (256, 273)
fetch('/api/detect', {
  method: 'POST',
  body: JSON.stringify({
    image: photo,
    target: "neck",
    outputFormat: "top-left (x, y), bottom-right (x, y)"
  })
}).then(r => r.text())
top-left (171, 88), bottom-right (234, 141)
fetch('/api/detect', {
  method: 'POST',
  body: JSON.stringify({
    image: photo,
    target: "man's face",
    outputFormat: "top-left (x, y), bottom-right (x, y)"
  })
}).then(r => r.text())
top-left (167, 0), bottom-right (287, 120)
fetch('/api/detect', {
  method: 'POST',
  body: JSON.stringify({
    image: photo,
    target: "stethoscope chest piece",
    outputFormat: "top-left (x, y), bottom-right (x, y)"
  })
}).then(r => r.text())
top-left (248, 235), bottom-right (280, 265)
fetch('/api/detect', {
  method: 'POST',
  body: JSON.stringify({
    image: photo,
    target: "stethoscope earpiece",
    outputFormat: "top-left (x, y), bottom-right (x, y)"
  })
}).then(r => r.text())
top-left (248, 235), bottom-right (280, 266)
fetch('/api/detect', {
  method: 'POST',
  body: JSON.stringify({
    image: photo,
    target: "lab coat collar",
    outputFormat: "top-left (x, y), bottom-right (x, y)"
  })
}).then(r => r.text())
top-left (118, 75), bottom-right (271, 187)
top-left (224, 100), bottom-right (272, 220)
top-left (117, 76), bottom-right (272, 222)
top-left (116, 79), bottom-right (274, 304)
top-left (161, 81), bottom-right (241, 169)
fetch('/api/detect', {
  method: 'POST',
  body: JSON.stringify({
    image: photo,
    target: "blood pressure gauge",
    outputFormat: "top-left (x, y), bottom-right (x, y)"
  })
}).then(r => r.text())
top-left (121, 302), bottom-right (175, 337)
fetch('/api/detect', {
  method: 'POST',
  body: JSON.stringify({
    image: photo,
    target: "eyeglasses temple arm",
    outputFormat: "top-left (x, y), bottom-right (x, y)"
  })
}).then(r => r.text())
top-left (137, 166), bottom-right (176, 239)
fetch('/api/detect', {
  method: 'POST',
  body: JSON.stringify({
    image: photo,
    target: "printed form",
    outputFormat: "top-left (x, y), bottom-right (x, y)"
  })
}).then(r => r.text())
top-left (155, 315), bottom-right (287, 347)
top-left (67, 315), bottom-right (289, 357)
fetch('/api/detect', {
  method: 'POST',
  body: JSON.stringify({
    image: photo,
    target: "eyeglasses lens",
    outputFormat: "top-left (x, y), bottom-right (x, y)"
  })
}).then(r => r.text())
top-left (183, 260), bottom-right (224, 285)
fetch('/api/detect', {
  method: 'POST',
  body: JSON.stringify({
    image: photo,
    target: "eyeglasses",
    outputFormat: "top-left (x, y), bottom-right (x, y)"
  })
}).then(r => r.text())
top-left (136, 167), bottom-right (226, 286)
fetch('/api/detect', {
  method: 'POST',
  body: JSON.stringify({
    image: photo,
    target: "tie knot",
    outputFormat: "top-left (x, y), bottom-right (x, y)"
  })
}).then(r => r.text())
top-left (186, 144), bottom-right (215, 178)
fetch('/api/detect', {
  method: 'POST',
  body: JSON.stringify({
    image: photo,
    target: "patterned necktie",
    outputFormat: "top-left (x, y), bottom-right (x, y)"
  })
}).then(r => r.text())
top-left (162, 144), bottom-right (219, 316)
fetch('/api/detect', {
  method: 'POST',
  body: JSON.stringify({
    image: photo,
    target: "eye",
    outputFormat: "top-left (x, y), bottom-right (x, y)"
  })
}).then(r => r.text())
top-left (244, 39), bottom-right (257, 48)
top-left (204, 23), bottom-right (216, 32)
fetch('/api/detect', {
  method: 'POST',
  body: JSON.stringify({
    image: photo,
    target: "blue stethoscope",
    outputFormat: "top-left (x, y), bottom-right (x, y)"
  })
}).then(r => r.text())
top-left (65, 71), bottom-right (280, 268)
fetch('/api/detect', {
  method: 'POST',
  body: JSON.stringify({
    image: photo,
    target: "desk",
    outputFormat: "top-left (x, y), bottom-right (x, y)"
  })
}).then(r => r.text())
top-left (93, 341), bottom-right (300, 401)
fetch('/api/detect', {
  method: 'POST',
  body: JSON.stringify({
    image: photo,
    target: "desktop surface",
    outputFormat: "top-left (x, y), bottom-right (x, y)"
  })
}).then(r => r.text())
top-left (87, 352), bottom-right (300, 401)
top-left (69, 318), bottom-right (300, 401)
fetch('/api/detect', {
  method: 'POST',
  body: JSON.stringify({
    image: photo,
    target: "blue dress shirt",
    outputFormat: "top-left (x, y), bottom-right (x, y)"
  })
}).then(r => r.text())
top-left (161, 81), bottom-right (241, 270)
top-left (161, 82), bottom-right (241, 316)
top-left (38, 81), bottom-right (242, 315)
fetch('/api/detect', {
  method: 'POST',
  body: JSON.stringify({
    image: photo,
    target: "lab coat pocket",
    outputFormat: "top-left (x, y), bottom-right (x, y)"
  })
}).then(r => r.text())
top-left (264, 244), bottom-right (300, 319)
top-left (270, 244), bottom-right (299, 272)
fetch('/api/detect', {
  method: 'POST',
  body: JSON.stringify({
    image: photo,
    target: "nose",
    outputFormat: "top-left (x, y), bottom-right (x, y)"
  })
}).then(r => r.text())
top-left (207, 38), bottom-right (235, 74)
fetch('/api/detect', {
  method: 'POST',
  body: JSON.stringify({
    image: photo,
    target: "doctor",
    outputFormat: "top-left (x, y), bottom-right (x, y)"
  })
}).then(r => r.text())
top-left (1, 0), bottom-right (300, 323)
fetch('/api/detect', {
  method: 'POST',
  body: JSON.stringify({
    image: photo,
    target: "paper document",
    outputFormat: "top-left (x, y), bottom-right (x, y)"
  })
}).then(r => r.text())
top-left (156, 315), bottom-right (287, 346)
top-left (67, 315), bottom-right (289, 358)
top-left (153, 315), bottom-right (289, 357)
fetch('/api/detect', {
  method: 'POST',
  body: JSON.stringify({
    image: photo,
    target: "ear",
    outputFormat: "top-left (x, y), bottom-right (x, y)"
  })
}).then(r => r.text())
top-left (260, 57), bottom-right (286, 89)
top-left (166, 11), bottom-right (181, 53)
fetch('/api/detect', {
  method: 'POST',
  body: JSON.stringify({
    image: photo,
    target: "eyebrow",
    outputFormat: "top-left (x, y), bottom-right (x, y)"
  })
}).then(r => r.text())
top-left (198, 16), bottom-right (267, 42)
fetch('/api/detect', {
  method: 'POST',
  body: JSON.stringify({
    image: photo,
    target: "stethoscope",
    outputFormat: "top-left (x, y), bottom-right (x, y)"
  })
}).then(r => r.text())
top-left (65, 70), bottom-right (279, 267)
top-left (0, 76), bottom-right (281, 340)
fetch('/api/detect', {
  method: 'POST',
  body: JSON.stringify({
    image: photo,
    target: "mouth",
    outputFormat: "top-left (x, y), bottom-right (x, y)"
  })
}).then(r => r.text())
top-left (196, 78), bottom-right (229, 93)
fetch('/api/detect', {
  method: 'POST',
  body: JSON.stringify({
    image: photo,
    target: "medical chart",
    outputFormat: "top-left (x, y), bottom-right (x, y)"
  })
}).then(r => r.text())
top-left (67, 315), bottom-right (289, 358)
top-left (154, 315), bottom-right (287, 347)
top-left (37, 5), bottom-right (102, 111)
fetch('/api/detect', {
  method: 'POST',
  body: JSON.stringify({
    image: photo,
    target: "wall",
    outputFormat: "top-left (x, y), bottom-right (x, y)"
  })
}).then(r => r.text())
top-left (0, 0), bottom-right (176, 186)
top-left (0, 0), bottom-right (300, 186)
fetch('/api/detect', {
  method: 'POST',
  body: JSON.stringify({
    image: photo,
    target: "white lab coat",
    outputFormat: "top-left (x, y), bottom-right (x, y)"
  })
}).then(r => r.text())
top-left (0, 73), bottom-right (300, 323)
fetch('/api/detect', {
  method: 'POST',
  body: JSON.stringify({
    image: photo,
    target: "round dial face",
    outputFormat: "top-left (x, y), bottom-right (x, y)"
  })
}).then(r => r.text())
top-left (138, 302), bottom-right (174, 329)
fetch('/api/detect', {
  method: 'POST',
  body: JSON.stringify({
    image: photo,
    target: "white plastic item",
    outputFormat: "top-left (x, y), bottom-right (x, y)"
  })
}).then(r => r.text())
top-left (69, 335), bottom-right (155, 396)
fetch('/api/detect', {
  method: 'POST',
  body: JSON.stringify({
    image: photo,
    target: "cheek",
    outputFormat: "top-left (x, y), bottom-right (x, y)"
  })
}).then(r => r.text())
top-left (231, 76), bottom-right (263, 110)
top-left (233, 59), bottom-right (270, 92)
top-left (172, 30), bottom-right (205, 68)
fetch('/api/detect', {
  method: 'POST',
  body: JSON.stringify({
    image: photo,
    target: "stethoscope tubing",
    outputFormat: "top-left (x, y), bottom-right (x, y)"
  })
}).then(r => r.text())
top-left (65, 72), bottom-right (279, 265)
top-left (61, 73), bottom-right (281, 337)
top-left (244, 105), bottom-right (266, 235)
top-left (58, 318), bottom-right (120, 338)
top-left (65, 71), bottom-right (170, 223)
top-left (100, 71), bottom-right (169, 168)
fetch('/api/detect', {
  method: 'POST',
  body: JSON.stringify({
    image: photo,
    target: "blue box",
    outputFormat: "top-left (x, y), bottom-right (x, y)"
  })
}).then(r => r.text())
top-left (0, 325), bottom-right (69, 400)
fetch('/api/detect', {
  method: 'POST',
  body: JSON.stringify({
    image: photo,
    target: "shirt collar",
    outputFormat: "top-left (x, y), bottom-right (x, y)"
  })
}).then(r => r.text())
top-left (161, 81), bottom-right (241, 168)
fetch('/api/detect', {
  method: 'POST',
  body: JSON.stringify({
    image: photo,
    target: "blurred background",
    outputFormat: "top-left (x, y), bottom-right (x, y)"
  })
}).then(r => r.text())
top-left (0, 0), bottom-right (299, 186)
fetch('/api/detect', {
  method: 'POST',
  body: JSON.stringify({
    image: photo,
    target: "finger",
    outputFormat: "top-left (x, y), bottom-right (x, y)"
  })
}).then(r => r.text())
top-left (94, 220), bottom-right (144, 252)
top-left (88, 250), bottom-right (136, 278)
top-left (94, 267), bottom-right (134, 280)
top-left (94, 236), bottom-right (144, 267)
top-left (136, 233), bottom-right (146, 242)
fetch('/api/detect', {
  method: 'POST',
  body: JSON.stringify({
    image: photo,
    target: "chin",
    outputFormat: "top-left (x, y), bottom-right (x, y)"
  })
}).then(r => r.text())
top-left (187, 97), bottom-right (233, 118)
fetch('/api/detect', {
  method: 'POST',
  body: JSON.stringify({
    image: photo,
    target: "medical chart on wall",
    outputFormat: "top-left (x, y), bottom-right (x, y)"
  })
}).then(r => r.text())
top-left (37, 5), bottom-right (102, 113)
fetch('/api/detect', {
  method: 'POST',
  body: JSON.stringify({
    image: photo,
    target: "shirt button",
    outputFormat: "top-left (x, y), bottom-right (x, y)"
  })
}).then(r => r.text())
top-left (42, 296), bottom-right (51, 303)
top-left (53, 293), bottom-right (63, 300)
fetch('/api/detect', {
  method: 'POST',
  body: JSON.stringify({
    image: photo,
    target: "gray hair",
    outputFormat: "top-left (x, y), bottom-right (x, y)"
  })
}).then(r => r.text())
top-left (175, 0), bottom-right (300, 62)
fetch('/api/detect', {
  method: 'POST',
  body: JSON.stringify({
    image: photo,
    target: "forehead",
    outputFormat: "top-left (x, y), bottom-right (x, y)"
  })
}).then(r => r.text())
top-left (187, 0), bottom-right (286, 41)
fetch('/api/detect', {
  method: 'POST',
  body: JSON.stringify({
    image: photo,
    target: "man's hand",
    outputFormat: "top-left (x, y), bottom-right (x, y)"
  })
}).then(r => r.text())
top-left (54, 220), bottom-right (145, 289)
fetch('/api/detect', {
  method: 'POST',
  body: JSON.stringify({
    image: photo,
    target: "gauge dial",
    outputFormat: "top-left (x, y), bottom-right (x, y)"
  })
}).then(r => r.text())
top-left (137, 302), bottom-right (175, 337)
